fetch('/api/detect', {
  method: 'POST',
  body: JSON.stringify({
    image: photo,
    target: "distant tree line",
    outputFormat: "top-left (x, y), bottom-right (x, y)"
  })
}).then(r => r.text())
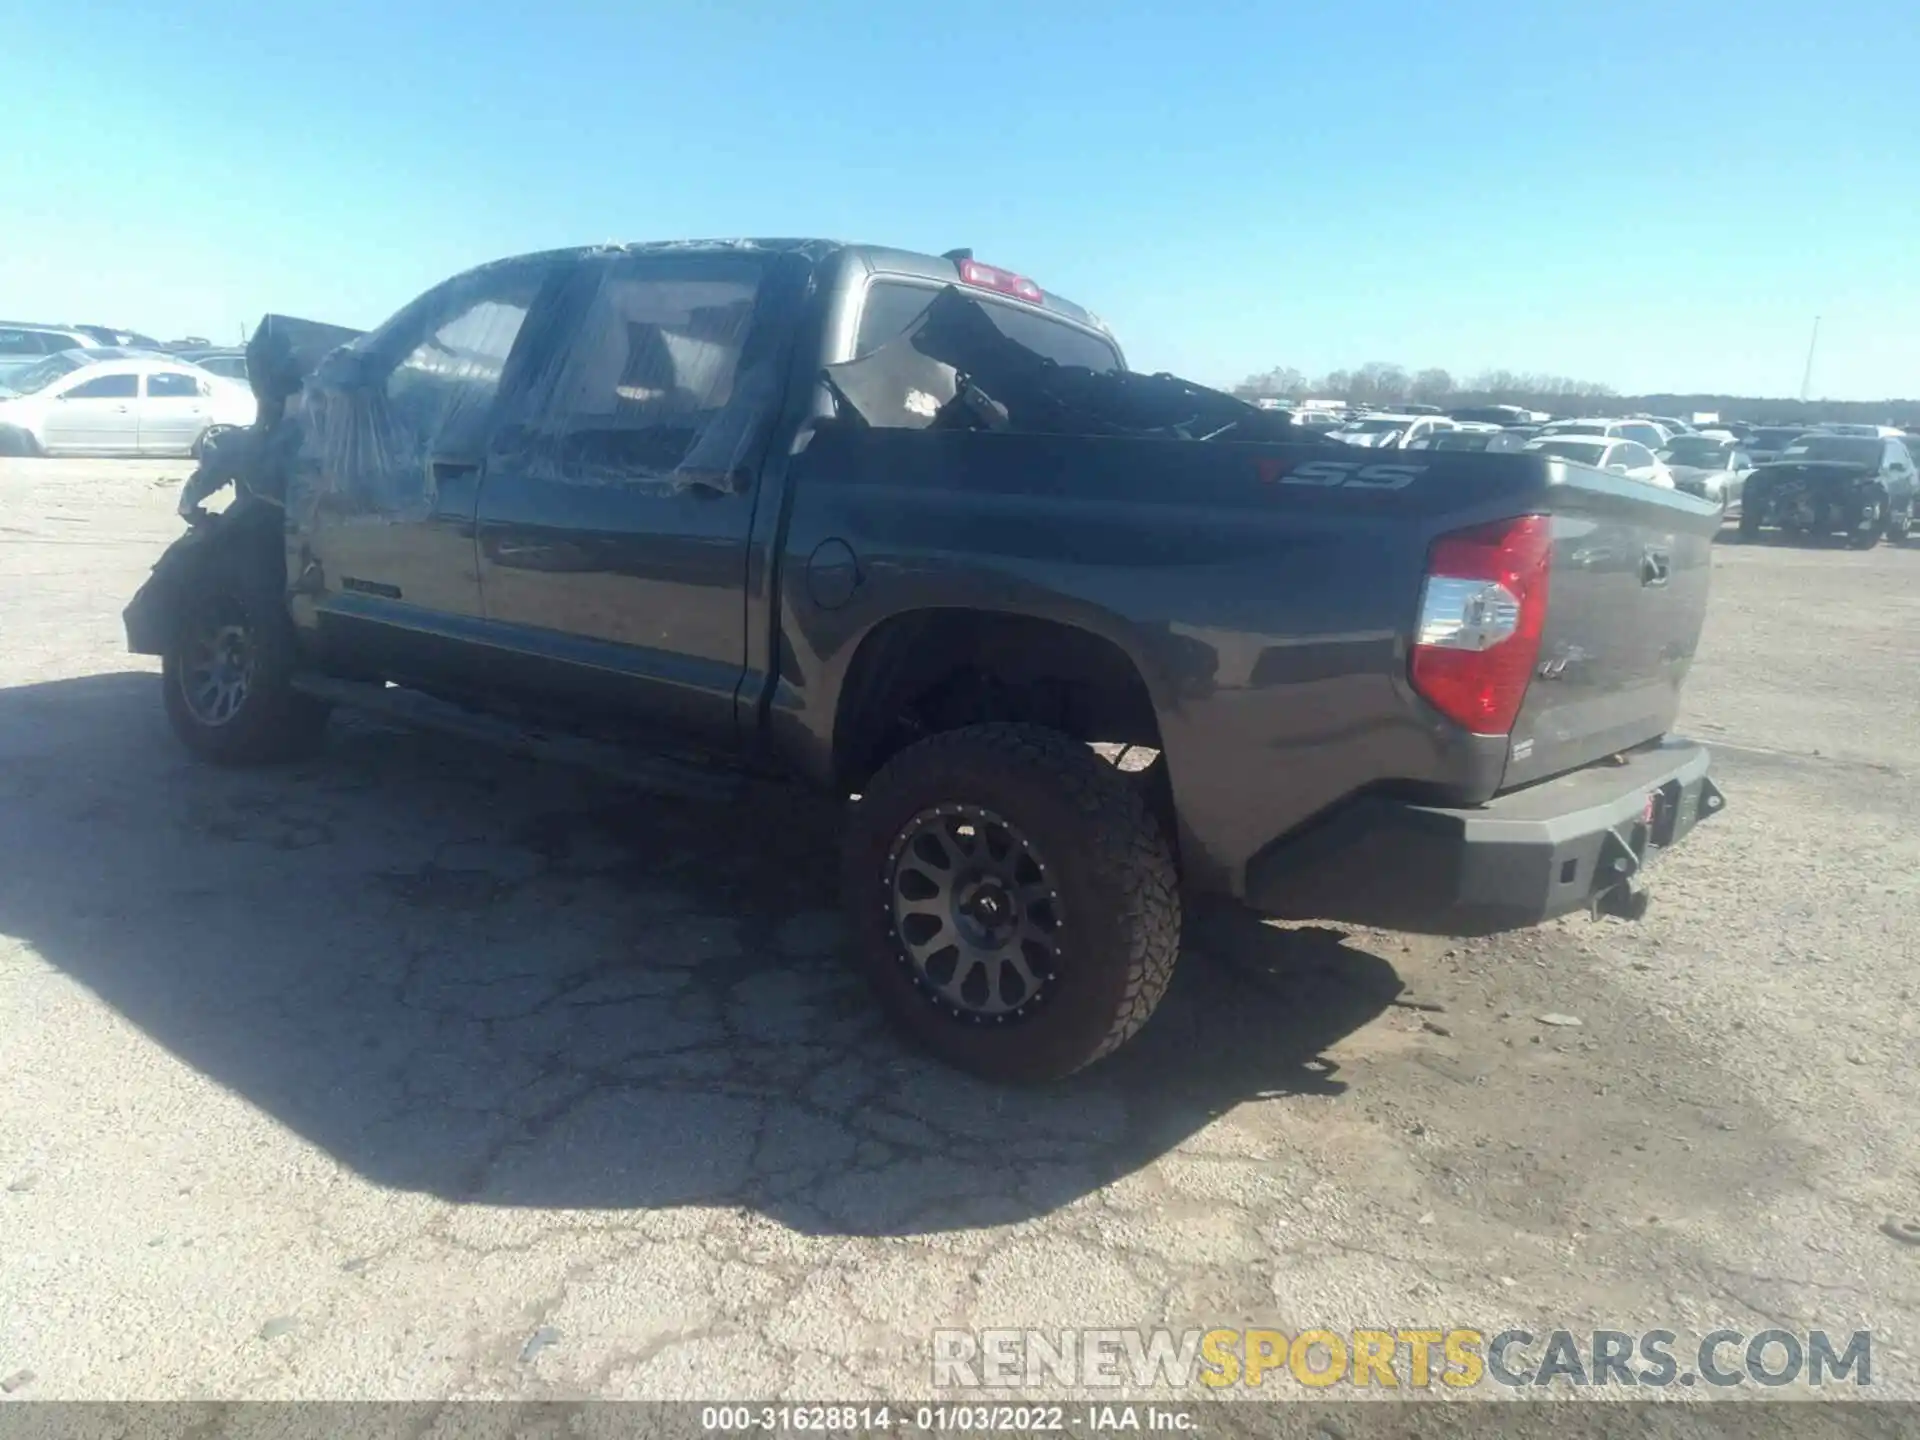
top-left (1231, 362), bottom-right (1919, 427)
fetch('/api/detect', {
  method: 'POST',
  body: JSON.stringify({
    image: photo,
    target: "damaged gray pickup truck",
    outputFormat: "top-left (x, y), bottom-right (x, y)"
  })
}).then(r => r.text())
top-left (125, 239), bottom-right (1726, 1082)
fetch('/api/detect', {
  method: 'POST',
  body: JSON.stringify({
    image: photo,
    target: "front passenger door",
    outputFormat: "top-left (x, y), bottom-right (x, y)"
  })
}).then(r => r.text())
top-left (42, 371), bottom-right (140, 453)
top-left (296, 259), bottom-right (551, 680)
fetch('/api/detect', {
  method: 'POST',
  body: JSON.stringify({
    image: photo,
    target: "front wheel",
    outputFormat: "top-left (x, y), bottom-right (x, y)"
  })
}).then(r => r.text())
top-left (191, 424), bottom-right (240, 460)
top-left (842, 723), bottom-right (1181, 1083)
top-left (1846, 488), bottom-right (1887, 549)
top-left (161, 546), bottom-right (330, 765)
top-left (1738, 503), bottom-right (1762, 541)
top-left (1886, 501), bottom-right (1914, 545)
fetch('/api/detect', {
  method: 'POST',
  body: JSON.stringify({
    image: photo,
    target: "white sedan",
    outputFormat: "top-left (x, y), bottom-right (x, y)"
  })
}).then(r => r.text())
top-left (1523, 435), bottom-right (1675, 488)
top-left (0, 349), bottom-right (255, 458)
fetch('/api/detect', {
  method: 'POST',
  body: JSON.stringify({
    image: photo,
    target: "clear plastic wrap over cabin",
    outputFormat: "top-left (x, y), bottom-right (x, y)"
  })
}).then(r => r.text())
top-left (282, 246), bottom-right (789, 523)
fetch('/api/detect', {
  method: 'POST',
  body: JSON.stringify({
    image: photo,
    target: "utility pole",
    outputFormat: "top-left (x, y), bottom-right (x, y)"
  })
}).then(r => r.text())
top-left (1799, 315), bottom-right (1820, 403)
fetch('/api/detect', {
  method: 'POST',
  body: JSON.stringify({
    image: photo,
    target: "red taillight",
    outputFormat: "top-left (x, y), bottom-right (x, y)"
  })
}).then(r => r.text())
top-left (1409, 515), bottom-right (1553, 735)
top-left (958, 258), bottom-right (1045, 305)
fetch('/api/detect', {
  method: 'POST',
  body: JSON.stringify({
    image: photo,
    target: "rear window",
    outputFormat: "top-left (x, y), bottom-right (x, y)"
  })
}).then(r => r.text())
top-left (857, 281), bottom-right (1121, 373)
top-left (2, 352), bottom-right (87, 393)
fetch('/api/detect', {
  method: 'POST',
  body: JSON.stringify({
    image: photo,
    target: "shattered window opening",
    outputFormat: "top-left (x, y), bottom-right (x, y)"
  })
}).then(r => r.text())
top-left (855, 280), bottom-right (1122, 373)
top-left (295, 262), bottom-right (547, 519)
top-left (496, 254), bottom-right (772, 492)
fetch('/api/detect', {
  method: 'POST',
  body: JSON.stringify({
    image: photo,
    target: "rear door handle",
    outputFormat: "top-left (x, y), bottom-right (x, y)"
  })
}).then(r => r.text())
top-left (1641, 547), bottom-right (1671, 586)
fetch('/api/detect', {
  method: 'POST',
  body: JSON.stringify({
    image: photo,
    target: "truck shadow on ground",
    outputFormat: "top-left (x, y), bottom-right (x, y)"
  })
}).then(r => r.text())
top-left (0, 671), bottom-right (1404, 1237)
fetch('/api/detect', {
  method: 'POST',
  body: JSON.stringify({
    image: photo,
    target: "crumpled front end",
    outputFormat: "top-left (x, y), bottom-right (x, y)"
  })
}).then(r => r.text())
top-left (1744, 461), bottom-right (1882, 530)
top-left (128, 313), bottom-right (365, 656)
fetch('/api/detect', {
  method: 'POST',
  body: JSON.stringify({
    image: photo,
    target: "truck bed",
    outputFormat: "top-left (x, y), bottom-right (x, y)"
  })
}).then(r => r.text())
top-left (783, 424), bottom-right (1722, 894)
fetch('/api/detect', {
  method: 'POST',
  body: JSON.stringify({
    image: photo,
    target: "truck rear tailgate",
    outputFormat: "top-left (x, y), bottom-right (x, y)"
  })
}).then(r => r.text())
top-left (1501, 463), bottom-right (1721, 790)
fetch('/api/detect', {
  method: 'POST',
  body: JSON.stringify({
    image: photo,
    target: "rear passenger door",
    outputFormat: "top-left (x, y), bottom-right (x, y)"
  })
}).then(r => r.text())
top-left (472, 250), bottom-right (787, 744)
top-left (138, 369), bottom-right (212, 454)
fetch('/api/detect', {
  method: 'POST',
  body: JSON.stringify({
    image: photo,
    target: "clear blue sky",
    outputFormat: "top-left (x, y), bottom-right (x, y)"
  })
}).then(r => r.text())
top-left (5, 0), bottom-right (1916, 400)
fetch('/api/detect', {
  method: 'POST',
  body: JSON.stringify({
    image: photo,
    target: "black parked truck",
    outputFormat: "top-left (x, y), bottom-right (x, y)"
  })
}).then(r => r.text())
top-left (125, 240), bottom-right (1727, 1082)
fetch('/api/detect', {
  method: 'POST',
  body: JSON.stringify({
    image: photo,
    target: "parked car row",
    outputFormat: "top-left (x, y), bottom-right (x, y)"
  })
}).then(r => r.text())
top-left (1648, 419), bottom-right (1919, 545)
top-left (1298, 404), bottom-right (1918, 543)
top-left (0, 349), bottom-right (256, 458)
top-left (1, 320), bottom-right (251, 388)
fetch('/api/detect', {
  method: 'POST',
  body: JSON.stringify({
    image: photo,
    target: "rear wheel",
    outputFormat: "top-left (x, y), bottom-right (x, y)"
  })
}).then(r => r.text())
top-left (842, 723), bottom-right (1180, 1083)
top-left (161, 546), bottom-right (330, 765)
top-left (1886, 500), bottom-right (1913, 545)
top-left (1737, 504), bottom-right (1762, 541)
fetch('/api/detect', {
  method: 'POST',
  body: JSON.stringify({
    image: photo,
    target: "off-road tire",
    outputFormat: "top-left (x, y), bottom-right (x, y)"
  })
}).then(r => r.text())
top-left (842, 723), bottom-right (1180, 1083)
top-left (161, 542), bottom-right (330, 765)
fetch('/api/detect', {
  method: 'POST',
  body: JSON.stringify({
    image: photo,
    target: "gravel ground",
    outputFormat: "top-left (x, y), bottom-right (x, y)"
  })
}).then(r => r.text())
top-left (0, 458), bottom-right (1916, 1411)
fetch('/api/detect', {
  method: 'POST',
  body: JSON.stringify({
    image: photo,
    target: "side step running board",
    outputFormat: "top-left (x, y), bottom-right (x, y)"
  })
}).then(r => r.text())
top-left (289, 674), bottom-right (748, 805)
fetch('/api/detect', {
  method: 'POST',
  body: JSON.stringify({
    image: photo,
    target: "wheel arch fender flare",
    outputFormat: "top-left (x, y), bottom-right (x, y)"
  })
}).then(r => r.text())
top-left (123, 500), bottom-right (284, 656)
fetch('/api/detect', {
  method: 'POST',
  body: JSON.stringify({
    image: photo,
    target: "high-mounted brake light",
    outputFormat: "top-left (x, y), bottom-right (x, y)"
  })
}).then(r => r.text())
top-left (1409, 515), bottom-right (1553, 736)
top-left (958, 258), bottom-right (1045, 305)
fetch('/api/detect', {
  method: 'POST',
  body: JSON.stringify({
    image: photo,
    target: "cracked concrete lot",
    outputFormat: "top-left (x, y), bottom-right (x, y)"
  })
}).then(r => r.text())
top-left (1, 457), bottom-right (1917, 1406)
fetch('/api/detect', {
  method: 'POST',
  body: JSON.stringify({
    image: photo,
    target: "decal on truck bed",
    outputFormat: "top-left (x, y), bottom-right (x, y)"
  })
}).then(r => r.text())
top-left (1255, 458), bottom-right (1429, 490)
